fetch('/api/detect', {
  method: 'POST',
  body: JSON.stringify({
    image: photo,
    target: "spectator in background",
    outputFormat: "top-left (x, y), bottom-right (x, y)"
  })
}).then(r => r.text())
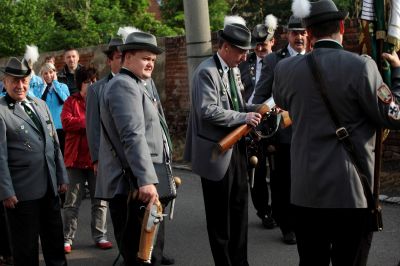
top-left (58, 48), bottom-right (82, 95)
top-left (45, 55), bottom-right (56, 65)
top-left (31, 63), bottom-right (69, 154)
top-left (61, 66), bottom-right (112, 254)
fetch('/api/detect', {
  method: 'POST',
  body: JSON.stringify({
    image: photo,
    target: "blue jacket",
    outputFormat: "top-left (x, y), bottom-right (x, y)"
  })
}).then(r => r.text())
top-left (31, 80), bottom-right (70, 129)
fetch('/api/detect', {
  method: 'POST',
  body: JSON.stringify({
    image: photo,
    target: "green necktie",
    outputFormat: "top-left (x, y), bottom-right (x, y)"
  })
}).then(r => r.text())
top-left (21, 101), bottom-right (43, 135)
top-left (228, 69), bottom-right (240, 111)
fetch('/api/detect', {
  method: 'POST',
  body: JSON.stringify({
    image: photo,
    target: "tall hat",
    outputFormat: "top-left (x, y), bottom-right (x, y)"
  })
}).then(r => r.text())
top-left (0, 57), bottom-right (32, 78)
top-left (287, 15), bottom-right (305, 31)
top-left (103, 38), bottom-right (123, 55)
top-left (218, 15), bottom-right (252, 50)
top-left (252, 14), bottom-right (278, 43)
top-left (292, 0), bottom-right (348, 27)
top-left (117, 26), bottom-right (163, 54)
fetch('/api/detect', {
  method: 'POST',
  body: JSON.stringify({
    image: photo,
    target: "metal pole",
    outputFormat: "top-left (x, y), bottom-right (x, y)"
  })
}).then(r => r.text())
top-left (183, 0), bottom-right (213, 91)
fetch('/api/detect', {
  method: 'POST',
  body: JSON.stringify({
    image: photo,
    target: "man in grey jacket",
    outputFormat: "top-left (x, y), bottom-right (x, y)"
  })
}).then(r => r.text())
top-left (0, 57), bottom-right (68, 266)
top-left (97, 31), bottom-right (168, 266)
top-left (184, 16), bottom-right (261, 266)
top-left (273, 0), bottom-right (400, 264)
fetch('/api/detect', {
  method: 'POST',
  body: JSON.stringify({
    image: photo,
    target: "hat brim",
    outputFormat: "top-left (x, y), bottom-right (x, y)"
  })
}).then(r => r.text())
top-left (118, 43), bottom-right (164, 54)
top-left (218, 30), bottom-right (253, 50)
top-left (0, 67), bottom-right (31, 78)
top-left (304, 11), bottom-right (348, 27)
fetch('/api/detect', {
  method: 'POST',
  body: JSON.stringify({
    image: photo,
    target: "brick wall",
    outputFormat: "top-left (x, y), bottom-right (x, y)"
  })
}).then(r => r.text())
top-left (1, 19), bottom-right (398, 161)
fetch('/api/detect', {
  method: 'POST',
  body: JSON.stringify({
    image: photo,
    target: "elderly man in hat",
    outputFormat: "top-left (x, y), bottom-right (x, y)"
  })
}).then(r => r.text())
top-left (184, 16), bottom-right (261, 266)
top-left (252, 14), bottom-right (309, 245)
top-left (0, 57), bottom-right (68, 266)
top-left (96, 30), bottom-right (171, 266)
top-left (238, 14), bottom-right (277, 230)
top-left (273, 0), bottom-right (400, 264)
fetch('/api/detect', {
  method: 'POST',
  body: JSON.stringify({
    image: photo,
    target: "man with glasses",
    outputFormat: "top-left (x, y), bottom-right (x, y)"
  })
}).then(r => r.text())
top-left (239, 15), bottom-right (277, 230)
top-left (252, 15), bottom-right (309, 245)
top-left (185, 16), bottom-right (261, 265)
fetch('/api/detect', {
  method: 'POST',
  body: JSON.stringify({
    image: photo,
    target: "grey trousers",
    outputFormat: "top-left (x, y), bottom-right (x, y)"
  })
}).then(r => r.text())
top-left (63, 168), bottom-right (109, 244)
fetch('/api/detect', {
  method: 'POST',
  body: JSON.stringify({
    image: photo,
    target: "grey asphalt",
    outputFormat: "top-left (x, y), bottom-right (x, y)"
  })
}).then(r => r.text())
top-left (41, 168), bottom-right (400, 266)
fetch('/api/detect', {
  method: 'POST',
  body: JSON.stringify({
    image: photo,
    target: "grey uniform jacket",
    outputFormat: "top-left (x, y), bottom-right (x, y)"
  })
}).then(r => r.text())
top-left (184, 54), bottom-right (258, 181)
top-left (96, 69), bottom-right (165, 199)
top-left (0, 95), bottom-right (68, 201)
top-left (272, 41), bottom-right (400, 208)
top-left (86, 73), bottom-right (113, 163)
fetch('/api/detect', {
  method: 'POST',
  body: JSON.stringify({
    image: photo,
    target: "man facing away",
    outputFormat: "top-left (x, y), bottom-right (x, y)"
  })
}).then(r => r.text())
top-left (273, 0), bottom-right (400, 264)
top-left (0, 57), bottom-right (68, 266)
top-left (184, 16), bottom-right (262, 266)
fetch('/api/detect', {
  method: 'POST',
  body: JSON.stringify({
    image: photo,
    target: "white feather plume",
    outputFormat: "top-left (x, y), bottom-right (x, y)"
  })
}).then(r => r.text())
top-left (265, 14), bottom-right (278, 30)
top-left (24, 45), bottom-right (39, 66)
top-left (224, 15), bottom-right (246, 27)
top-left (117, 26), bottom-right (141, 43)
top-left (292, 0), bottom-right (311, 19)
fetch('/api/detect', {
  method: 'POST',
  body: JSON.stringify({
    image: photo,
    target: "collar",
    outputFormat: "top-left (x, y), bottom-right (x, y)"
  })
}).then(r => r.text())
top-left (5, 94), bottom-right (33, 109)
top-left (256, 56), bottom-right (264, 64)
top-left (287, 44), bottom-right (306, 57)
top-left (313, 39), bottom-right (343, 50)
top-left (120, 67), bottom-right (140, 82)
top-left (217, 52), bottom-right (229, 73)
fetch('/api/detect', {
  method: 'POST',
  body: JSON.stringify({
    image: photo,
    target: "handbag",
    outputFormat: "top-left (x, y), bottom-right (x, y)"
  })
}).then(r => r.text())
top-left (307, 52), bottom-right (383, 232)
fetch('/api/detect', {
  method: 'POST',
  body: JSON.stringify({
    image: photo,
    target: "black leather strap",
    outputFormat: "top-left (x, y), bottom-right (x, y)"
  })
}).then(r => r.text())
top-left (306, 52), bottom-right (377, 209)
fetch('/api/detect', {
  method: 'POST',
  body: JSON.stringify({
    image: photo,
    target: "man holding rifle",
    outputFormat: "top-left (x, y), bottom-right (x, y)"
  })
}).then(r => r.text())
top-left (184, 16), bottom-right (261, 266)
top-left (273, 0), bottom-right (400, 264)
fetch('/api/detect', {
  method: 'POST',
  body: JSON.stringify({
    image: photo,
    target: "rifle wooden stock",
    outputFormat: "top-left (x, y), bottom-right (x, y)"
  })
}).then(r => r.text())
top-left (217, 104), bottom-right (270, 153)
top-left (137, 200), bottom-right (163, 264)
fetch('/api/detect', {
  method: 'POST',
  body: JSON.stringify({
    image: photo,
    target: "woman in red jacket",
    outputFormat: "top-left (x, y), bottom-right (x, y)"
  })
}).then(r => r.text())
top-left (61, 66), bottom-right (112, 253)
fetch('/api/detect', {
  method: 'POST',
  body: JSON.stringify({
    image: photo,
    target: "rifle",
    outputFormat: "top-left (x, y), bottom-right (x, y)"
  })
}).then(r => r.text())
top-left (217, 97), bottom-right (292, 154)
top-left (137, 200), bottom-right (164, 264)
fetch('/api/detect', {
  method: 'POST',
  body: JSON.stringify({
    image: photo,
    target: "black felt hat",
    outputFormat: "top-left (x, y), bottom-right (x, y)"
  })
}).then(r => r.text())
top-left (103, 38), bottom-right (123, 55)
top-left (252, 24), bottom-right (275, 43)
top-left (0, 57), bottom-right (31, 78)
top-left (303, 0), bottom-right (348, 27)
top-left (218, 23), bottom-right (252, 50)
top-left (118, 32), bottom-right (164, 54)
top-left (287, 16), bottom-right (306, 31)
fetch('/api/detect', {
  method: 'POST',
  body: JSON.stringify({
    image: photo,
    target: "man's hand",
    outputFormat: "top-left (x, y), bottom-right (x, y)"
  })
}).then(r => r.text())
top-left (138, 184), bottom-right (159, 209)
top-left (245, 112), bottom-right (262, 127)
top-left (58, 184), bottom-right (68, 193)
top-left (93, 161), bottom-right (98, 176)
top-left (382, 51), bottom-right (400, 68)
top-left (3, 196), bottom-right (18, 209)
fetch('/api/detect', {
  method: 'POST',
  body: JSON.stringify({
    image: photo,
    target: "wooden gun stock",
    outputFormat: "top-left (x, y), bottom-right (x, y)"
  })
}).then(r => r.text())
top-left (137, 200), bottom-right (163, 264)
top-left (217, 104), bottom-right (271, 153)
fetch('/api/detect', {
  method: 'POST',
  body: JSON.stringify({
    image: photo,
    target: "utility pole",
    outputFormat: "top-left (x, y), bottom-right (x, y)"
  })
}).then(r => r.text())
top-left (183, 0), bottom-right (212, 91)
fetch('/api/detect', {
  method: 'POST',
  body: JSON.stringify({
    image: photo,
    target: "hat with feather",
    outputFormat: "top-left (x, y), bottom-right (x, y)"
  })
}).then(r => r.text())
top-left (252, 14), bottom-right (278, 43)
top-left (117, 26), bottom-right (163, 54)
top-left (218, 15), bottom-right (252, 50)
top-left (292, 0), bottom-right (348, 27)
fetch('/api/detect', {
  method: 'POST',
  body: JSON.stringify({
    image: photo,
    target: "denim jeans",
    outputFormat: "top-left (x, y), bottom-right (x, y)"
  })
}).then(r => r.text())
top-left (63, 168), bottom-right (108, 244)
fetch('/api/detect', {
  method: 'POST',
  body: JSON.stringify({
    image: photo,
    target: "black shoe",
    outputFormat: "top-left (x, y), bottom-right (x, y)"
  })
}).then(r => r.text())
top-left (261, 215), bottom-right (276, 229)
top-left (282, 231), bottom-right (297, 245)
top-left (161, 255), bottom-right (175, 265)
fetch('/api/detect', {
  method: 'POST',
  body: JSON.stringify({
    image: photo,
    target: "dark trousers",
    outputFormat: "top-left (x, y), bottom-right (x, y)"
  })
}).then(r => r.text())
top-left (269, 143), bottom-right (293, 234)
top-left (248, 140), bottom-right (271, 219)
top-left (201, 144), bottom-right (249, 266)
top-left (5, 193), bottom-right (66, 266)
top-left (292, 205), bottom-right (373, 266)
top-left (109, 194), bottom-right (163, 266)
top-left (0, 206), bottom-right (11, 257)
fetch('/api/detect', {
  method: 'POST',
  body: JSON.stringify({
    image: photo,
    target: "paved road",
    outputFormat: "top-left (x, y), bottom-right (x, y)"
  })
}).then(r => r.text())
top-left (41, 169), bottom-right (400, 266)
